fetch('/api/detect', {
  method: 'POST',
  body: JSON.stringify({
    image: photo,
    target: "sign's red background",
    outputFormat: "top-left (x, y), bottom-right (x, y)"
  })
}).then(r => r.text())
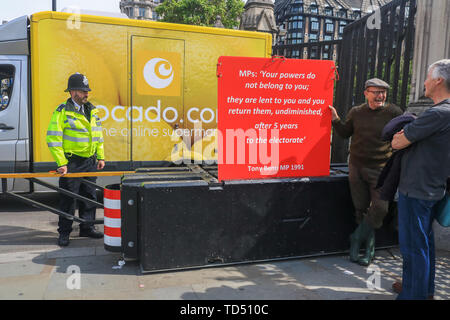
top-left (217, 57), bottom-right (335, 181)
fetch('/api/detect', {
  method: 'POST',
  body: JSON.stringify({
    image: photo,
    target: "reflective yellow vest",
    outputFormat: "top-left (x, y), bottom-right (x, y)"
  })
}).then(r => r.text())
top-left (46, 98), bottom-right (105, 167)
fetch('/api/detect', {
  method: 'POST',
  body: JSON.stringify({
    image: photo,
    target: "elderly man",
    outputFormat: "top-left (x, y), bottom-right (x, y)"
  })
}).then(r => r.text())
top-left (391, 59), bottom-right (450, 300)
top-left (46, 73), bottom-right (106, 247)
top-left (329, 78), bottom-right (403, 266)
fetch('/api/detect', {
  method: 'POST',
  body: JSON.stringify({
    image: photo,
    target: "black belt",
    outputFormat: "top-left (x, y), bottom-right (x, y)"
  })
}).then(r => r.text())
top-left (65, 153), bottom-right (96, 161)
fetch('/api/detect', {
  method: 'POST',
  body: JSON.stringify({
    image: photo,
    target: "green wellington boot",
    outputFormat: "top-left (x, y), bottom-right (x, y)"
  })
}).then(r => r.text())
top-left (349, 219), bottom-right (373, 263)
top-left (349, 225), bottom-right (363, 262)
top-left (358, 230), bottom-right (375, 266)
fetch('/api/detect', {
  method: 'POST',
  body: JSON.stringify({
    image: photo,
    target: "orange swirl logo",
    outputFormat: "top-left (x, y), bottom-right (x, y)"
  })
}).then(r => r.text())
top-left (143, 58), bottom-right (174, 89)
top-left (136, 51), bottom-right (181, 96)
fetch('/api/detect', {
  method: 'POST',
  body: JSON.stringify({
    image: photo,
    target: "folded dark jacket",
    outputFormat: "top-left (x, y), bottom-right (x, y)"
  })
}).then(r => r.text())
top-left (376, 149), bottom-right (406, 201)
top-left (376, 113), bottom-right (417, 201)
top-left (381, 113), bottom-right (417, 141)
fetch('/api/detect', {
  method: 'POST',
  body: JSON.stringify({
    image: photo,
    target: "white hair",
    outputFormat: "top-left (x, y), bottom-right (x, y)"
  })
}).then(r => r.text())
top-left (428, 59), bottom-right (450, 91)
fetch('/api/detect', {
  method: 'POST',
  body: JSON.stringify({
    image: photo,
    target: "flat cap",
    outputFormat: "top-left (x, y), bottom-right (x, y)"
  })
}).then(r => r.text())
top-left (365, 78), bottom-right (390, 89)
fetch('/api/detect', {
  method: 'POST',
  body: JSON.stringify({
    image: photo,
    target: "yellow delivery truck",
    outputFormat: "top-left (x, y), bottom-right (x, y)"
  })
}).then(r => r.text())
top-left (0, 11), bottom-right (271, 186)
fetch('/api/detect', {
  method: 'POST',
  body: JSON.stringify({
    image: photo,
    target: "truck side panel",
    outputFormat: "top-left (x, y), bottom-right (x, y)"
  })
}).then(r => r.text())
top-left (30, 12), bottom-right (271, 171)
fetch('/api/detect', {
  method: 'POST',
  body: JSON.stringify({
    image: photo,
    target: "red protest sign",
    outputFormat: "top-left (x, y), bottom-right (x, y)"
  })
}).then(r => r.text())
top-left (217, 56), bottom-right (335, 181)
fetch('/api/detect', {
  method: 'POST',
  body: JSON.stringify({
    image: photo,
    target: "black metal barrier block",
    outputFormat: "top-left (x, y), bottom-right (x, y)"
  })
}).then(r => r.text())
top-left (120, 169), bottom-right (398, 272)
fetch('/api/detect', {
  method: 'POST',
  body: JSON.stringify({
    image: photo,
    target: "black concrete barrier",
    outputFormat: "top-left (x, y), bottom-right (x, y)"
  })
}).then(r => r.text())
top-left (117, 165), bottom-right (398, 272)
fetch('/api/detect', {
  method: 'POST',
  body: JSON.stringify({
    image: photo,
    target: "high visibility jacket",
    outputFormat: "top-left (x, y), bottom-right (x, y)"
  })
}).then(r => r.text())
top-left (46, 98), bottom-right (105, 167)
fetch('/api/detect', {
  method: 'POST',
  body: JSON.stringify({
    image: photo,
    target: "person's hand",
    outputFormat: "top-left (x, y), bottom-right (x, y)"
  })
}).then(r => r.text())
top-left (97, 160), bottom-right (105, 170)
top-left (392, 130), bottom-right (412, 150)
top-left (328, 105), bottom-right (339, 121)
top-left (57, 165), bottom-right (67, 175)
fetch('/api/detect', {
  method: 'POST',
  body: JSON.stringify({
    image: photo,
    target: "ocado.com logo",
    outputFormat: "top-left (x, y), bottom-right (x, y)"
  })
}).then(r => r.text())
top-left (97, 102), bottom-right (217, 124)
top-left (136, 51), bottom-right (181, 96)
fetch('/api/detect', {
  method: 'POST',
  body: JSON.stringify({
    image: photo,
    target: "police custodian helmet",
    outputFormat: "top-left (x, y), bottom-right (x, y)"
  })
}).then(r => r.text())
top-left (64, 73), bottom-right (91, 92)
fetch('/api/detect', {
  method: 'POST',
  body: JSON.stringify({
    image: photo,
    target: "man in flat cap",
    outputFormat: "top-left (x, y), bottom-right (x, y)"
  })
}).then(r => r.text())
top-left (46, 73), bottom-right (105, 247)
top-left (329, 78), bottom-right (403, 266)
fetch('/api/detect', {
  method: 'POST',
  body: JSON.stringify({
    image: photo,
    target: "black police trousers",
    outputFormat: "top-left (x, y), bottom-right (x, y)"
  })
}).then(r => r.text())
top-left (58, 155), bottom-right (98, 235)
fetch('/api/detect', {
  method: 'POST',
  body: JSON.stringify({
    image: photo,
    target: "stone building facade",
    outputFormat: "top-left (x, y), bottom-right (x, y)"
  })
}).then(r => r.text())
top-left (240, 0), bottom-right (279, 44)
top-left (274, 0), bottom-right (392, 57)
top-left (120, 0), bottom-right (162, 21)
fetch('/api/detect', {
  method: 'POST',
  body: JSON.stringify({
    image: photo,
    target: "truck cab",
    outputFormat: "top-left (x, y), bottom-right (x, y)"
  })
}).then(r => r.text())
top-left (0, 16), bottom-right (30, 191)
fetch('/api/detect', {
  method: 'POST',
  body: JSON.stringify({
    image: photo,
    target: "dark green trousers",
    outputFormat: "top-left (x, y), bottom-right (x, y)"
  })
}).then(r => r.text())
top-left (348, 163), bottom-right (389, 229)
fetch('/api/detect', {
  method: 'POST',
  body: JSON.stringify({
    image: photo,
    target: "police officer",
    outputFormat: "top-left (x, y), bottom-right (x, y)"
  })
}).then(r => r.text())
top-left (46, 73), bottom-right (105, 247)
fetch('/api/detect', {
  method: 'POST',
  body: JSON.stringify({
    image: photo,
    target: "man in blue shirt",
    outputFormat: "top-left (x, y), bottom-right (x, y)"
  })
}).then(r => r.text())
top-left (392, 59), bottom-right (450, 300)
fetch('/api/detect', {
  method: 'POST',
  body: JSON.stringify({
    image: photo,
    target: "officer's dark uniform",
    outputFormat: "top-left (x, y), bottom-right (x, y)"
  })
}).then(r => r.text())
top-left (46, 73), bottom-right (105, 246)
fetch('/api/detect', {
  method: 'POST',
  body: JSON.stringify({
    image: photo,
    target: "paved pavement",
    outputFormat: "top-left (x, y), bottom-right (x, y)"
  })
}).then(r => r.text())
top-left (0, 192), bottom-right (449, 301)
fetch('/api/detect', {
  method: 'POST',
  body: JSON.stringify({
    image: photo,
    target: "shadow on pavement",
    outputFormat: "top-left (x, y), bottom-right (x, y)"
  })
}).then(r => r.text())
top-left (179, 249), bottom-right (450, 300)
top-left (0, 193), bottom-right (60, 212)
